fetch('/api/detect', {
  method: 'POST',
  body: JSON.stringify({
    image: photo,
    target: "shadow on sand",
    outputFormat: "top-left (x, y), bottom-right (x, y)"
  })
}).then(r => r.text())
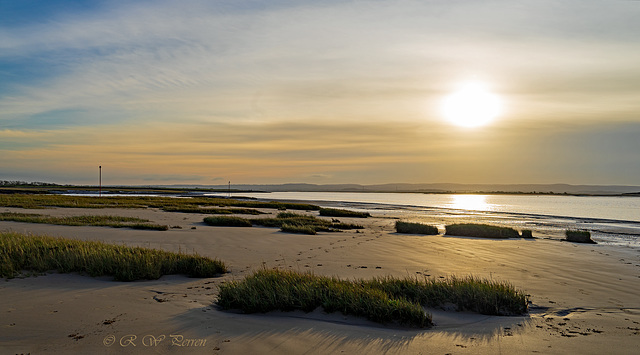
top-left (171, 304), bottom-right (531, 353)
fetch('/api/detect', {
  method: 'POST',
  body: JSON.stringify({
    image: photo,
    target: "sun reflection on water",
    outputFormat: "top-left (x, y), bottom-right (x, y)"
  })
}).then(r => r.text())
top-left (448, 195), bottom-right (492, 211)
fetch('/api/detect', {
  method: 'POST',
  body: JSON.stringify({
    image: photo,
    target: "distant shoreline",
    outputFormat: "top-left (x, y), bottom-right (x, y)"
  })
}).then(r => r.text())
top-left (2, 181), bottom-right (640, 197)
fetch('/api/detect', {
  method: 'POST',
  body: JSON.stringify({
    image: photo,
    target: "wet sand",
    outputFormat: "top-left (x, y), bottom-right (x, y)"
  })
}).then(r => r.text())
top-left (1, 206), bottom-right (639, 354)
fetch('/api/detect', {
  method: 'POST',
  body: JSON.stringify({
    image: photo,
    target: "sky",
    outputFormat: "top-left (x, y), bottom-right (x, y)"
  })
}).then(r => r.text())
top-left (1, 0), bottom-right (639, 186)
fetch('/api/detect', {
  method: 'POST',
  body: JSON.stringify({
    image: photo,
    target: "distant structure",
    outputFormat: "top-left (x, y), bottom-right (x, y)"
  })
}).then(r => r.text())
top-left (99, 165), bottom-right (102, 197)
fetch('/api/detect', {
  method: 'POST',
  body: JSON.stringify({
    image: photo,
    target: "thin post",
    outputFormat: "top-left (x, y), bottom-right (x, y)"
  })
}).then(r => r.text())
top-left (228, 181), bottom-right (230, 198)
top-left (99, 166), bottom-right (102, 197)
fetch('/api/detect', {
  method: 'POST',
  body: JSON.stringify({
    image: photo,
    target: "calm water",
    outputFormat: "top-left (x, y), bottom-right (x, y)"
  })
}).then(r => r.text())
top-left (207, 191), bottom-right (640, 247)
top-left (214, 192), bottom-right (640, 223)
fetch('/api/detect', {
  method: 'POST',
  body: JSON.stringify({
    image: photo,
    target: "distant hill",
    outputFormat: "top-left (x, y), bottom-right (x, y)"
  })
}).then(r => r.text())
top-left (169, 183), bottom-right (640, 195)
top-left (4, 180), bottom-right (639, 196)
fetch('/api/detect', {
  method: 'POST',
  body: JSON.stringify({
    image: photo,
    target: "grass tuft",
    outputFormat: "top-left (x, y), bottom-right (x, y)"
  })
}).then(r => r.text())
top-left (217, 269), bottom-right (528, 328)
top-left (0, 212), bottom-right (168, 231)
top-left (250, 213), bottom-right (363, 234)
top-left (520, 229), bottom-right (534, 238)
top-left (319, 208), bottom-right (371, 218)
top-left (362, 275), bottom-right (529, 316)
top-left (0, 232), bottom-right (226, 281)
top-left (203, 216), bottom-right (253, 227)
top-left (280, 223), bottom-right (317, 235)
top-left (445, 223), bottom-right (520, 239)
top-left (565, 230), bottom-right (595, 244)
top-left (162, 206), bottom-right (264, 215)
top-left (217, 269), bottom-right (431, 327)
top-left (395, 221), bottom-right (439, 235)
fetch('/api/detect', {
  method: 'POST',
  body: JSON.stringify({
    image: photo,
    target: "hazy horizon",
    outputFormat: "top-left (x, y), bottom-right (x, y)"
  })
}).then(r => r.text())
top-left (2, 1), bottom-right (639, 186)
top-left (4, 179), bottom-right (639, 196)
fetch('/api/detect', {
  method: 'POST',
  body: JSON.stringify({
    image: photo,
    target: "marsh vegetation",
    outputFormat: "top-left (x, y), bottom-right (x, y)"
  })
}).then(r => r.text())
top-left (319, 208), bottom-right (371, 218)
top-left (565, 230), bottom-right (595, 244)
top-left (217, 269), bottom-right (529, 328)
top-left (0, 194), bottom-right (319, 211)
top-left (0, 232), bottom-right (227, 281)
top-left (0, 212), bottom-right (168, 230)
top-left (445, 223), bottom-right (521, 239)
top-left (204, 212), bottom-right (364, 235)
top-left (395, 221), bottom-right (439, 235)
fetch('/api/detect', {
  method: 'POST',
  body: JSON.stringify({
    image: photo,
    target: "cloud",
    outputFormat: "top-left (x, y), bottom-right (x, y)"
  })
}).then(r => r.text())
top-left (3, 0), bottom-right (639, 128)
top-left (1, 1), bottom-right (639, 185)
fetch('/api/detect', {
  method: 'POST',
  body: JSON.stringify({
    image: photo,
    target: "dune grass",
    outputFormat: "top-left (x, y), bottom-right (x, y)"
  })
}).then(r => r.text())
top-left (565, 230), bottom-right (595, 244)
top-left (520, 229), bottom-right (534, 238)
top-left (252, 212), bottom-right (364, 234)
top-left (280, 223), bottom-right (318, 235)
top-left (319, 208), bottom-right (371, 218)
top-left (203, 216), bottom-right (253, 227)
top-left (217, 269), bottom-right (529, 328)
top-left (0, 194), bottom-right (319, 211)
top-left (0, 212), bottom-right (168, 231)
top-left (162, 206), bottom-right (264, 215)
top-left (362, 275), bottom-right (529, 316)
top-left (395, 221), bottom-right (439, 235)
top-left (202, 212), bottom-right (363, 234)
top-left (445, 223), bottom-right (520, 239)
top-left (0, 232), bottom-right (227, 281)
top-left (217, 269), bottom-right (431, 327)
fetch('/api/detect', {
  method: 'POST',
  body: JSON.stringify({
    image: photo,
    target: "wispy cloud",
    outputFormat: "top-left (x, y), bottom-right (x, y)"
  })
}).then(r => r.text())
top-left (1, 0), bottom-right (639, 184)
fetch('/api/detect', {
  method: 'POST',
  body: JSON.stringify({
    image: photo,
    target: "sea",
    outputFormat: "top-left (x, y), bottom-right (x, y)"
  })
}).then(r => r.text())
top-left (206, 191), bottom-right (640, 248)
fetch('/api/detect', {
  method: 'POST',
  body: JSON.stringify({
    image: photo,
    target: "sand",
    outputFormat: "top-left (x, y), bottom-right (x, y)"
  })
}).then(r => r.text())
top-left (1, 206), bottom-right (639, 354)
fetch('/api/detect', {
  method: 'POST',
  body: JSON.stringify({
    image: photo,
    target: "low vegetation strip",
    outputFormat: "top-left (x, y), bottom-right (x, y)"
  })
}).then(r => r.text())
top-left (0, 194), bottom-right (320, 211)
top-left (203, 213), bottom-right (364, 234)
top-left (565, 230), bottom-right (595, 244)
top-left (280, 223), bottom-right (317, 235)
top-left (319, 208), bottom-right (371, 218)
top-left (162, 206), bottom-right (264, 215)
top-left (0, 212), bottom-right (169, 231)
top-left (217, 269), bottom-right (432, 327)
top-left (362, 275), bottom-right (529, 316)
top-left (445, 223), bottom-right (520, 239)
top-left (0, 232), bottom-right (227, 281)
top-left (395, 221), bottom-right (439, 235)
top-left (217, 269), bottom-right (529, 328)
top-left (203, 216), bottom-right (253, 227)
top-left (251, 212), bottom-right (364, 234)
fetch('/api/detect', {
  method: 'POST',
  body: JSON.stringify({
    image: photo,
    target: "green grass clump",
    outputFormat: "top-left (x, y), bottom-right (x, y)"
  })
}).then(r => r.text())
top-left (395, 221), bottom-right (439, 235)
top-left (162, 206), bottom-right (264, 215)
top-left (445, 224), bottom-right (520, 239)
top-left (520, 230), bottom-right (533, 238)
top-left (201, 213), bottom-right (364, 234)
top-left (0, 194), bottom-right (320, 211)
top-left (217, 269), bottom-right (431, 327)
top-left (362, 275), bottom-right (529, 316)
top-left (280, 223), bottom-right (317, 235)
top-left (0, 232), bottom-right (226, 281)
top-left (319, 208), bottom-right (371, 218)
top-left (217, 269), bottom-right (529, 328)
top-left (565, 230), bottom-right (595, 244)
top-left (0, 212), bottom-right (168, 231)
top-left (251, 212), bottom-right (363, 234)
top-left (203, 216), bottom-right (253, 227)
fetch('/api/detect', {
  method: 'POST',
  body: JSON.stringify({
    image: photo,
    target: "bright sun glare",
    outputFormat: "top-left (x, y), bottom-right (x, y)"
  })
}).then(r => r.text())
top-left (441, 82), bottom-right (503, 128)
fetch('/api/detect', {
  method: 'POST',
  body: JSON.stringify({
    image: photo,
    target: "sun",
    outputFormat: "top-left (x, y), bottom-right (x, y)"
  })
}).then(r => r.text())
top-left (441, 82), bottom-right (503, 127)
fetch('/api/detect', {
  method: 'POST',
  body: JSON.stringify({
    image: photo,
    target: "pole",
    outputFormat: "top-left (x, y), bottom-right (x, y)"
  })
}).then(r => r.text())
top-left (99, 166), bottom-right (102, 197)
top-left (228, 181), bottom-right (230, 198)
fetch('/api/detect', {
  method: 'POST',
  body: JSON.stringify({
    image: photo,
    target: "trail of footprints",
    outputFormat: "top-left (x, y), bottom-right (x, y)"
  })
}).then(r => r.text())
top-left (537, 315), bottom-right (604, 338)
top-left (273, 231), bottom-right (384, 270)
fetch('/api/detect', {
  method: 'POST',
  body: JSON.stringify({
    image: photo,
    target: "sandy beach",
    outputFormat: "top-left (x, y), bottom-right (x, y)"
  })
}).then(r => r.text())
top-left (1, 206), bottom-right (639, 354)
